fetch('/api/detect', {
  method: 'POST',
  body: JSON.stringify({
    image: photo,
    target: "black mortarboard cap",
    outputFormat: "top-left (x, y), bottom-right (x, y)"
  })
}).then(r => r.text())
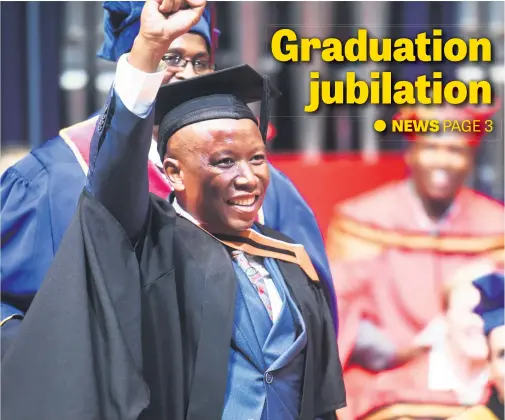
top-left (155, 64), bottom-right (281, 161)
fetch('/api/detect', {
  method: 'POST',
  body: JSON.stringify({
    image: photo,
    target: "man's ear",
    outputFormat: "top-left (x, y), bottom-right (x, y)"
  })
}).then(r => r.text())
top-left (164, 158), bottom-right (185, 192)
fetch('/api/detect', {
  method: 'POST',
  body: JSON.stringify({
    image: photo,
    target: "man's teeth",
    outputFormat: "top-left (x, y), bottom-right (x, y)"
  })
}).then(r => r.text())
top-left (229, 197), bottom-right (256, 206)
top-left (431, 170), bottom-right (449, 187)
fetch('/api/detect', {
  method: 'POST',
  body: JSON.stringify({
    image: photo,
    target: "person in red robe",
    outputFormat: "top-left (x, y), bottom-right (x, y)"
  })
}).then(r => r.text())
top-left (354, 262), bottom-right (504, 420)
top-left (325, 103), bottom-right (504, 419)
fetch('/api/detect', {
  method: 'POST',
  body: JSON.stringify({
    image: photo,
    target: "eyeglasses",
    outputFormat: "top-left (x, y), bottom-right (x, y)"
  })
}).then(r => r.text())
top-left (162, 53), bottom-right (215, 75)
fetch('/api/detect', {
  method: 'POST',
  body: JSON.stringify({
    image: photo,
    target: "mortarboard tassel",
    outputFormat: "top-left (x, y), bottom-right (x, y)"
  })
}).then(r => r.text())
top-left (259, 75), bottom-right (271, 143)
top-left (209, 3), bottom-right (219, 67)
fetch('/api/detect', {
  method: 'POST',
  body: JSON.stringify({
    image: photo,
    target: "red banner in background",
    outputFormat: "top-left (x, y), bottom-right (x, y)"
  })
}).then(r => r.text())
top-left (268, 152), bottom-right (408, 240)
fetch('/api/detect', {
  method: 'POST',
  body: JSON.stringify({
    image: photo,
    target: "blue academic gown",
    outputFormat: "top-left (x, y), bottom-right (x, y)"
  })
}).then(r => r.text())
top-left (1, 136), bottom-right (86, 323)
top-left (1, 124), bottom-right (338, 335)
top-left (263, 166), bottom-right (338, 334)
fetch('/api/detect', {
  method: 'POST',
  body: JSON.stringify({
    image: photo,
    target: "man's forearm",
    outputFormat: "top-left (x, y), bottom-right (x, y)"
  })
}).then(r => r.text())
top-left (86, 46), bottom-right (167, 242)
top-left (87, 99), bottom-right (154, 242)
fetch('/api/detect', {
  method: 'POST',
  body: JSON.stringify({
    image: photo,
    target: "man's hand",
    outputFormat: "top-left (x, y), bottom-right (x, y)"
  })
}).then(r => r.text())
top-left (129, 0), bottom-right (207, 73)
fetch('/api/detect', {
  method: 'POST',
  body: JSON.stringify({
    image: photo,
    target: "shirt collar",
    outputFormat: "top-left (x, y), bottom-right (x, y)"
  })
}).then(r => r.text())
top-left (171, 197), bottom-right (201, 226)
top-left (171, 197), bottom-right (260, 234)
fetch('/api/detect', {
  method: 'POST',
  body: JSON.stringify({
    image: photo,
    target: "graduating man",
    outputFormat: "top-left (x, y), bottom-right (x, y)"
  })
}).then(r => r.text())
top-left (1, 1), bottom-right (338, 346)
top-left (1, 1), bottom-right (346, 419)
top-left (326, 103), bottom-right (503, 418)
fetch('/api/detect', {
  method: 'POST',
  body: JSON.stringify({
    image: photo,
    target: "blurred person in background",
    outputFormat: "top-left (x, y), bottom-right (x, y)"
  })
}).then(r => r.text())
top-left (449, 271), bottom-right (504, 420)
top-left (0, 1), bottom-right (216, 349)
top-left (354, 263), bottom-right (504, 420)
top-left (1, 0), bottom-right (338, 354)
top-left (326, 103), bottom-right (504, 419)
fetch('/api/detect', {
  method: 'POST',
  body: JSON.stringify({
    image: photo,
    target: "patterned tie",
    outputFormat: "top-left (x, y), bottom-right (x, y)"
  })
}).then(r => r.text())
top-left (231, 250), bottom-right (273, 320)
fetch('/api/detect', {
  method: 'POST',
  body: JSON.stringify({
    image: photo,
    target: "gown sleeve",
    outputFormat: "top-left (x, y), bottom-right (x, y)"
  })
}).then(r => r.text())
top-left (1, 162), bottom-right (54, 324)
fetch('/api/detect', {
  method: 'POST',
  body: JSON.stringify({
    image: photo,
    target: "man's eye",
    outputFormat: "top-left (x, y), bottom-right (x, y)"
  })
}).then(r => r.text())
top-left (216, 158), bottom-right (234, 167)
top-left (194, 60), bottom-right (210, 70)
top-left (251, 154), bottom-right (265, 163)
top-left (164, 55), bottom-right (182, 65)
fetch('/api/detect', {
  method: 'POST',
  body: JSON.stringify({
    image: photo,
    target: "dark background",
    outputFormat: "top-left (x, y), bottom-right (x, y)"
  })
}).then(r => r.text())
top-left (1, 1), bottom-right (504, 200)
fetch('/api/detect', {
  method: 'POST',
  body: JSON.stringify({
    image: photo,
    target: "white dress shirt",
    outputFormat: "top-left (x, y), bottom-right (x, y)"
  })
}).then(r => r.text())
top-left (112, 53), bottom-right (283, 323)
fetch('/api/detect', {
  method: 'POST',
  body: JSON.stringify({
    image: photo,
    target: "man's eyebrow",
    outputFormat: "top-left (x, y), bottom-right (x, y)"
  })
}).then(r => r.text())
top-left (209, 149), bottom-right (235, 157)
top-left (165, 49), bottom-right (209, 59)
top-left (193, 52), bottom-right (210, 59)
top-left (165, 48), bottom-right (183, 55)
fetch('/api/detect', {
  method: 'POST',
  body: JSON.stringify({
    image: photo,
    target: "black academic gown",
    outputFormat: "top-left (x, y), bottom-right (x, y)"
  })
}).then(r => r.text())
top-left (1, 90), bottom-right (346, 420)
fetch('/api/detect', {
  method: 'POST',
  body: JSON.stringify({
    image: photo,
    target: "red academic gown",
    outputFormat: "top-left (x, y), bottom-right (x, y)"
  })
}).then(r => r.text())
top-left (354, 352), bottom-right (491, 420)
top-left (325, 179), bottom-right (504, 419)
top-left (60, 116), bottom-right (172, 198)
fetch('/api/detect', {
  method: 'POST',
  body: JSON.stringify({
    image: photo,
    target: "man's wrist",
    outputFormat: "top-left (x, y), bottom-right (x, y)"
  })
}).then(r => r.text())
top-left (114, 53), bottom-right (167, 118)
top-left (128, 36), bottom-right (172, 73)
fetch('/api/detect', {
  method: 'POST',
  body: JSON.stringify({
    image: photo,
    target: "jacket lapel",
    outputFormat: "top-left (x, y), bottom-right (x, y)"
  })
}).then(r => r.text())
top-left (231, 266), bottom-right (268, 372)
top-left (262, 259), bottom-right (307, 372)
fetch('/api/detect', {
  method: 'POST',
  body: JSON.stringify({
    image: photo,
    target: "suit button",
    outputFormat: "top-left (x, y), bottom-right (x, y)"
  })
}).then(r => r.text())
top-left (265, 371), bottom-right (273, 384)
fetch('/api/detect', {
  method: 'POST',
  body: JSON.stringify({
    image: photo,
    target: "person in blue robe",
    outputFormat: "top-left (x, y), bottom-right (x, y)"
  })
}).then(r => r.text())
top-left (0, 1), bottom-right (217, 337)
top-left (1, 1), bottom-right (338, 344)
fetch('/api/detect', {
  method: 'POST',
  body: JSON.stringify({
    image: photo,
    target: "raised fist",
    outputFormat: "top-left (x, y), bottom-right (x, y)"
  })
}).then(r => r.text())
top-left (139, 0), bottom-right (206, 55)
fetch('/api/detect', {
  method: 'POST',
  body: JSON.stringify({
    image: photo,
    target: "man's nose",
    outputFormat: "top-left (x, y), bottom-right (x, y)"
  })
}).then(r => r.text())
top-left (174, 63), bottom-right (197, 81)
top-left (234, 162), bottom-right (257, 190)
top-left (430, 148), bottom-right (454, 169)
